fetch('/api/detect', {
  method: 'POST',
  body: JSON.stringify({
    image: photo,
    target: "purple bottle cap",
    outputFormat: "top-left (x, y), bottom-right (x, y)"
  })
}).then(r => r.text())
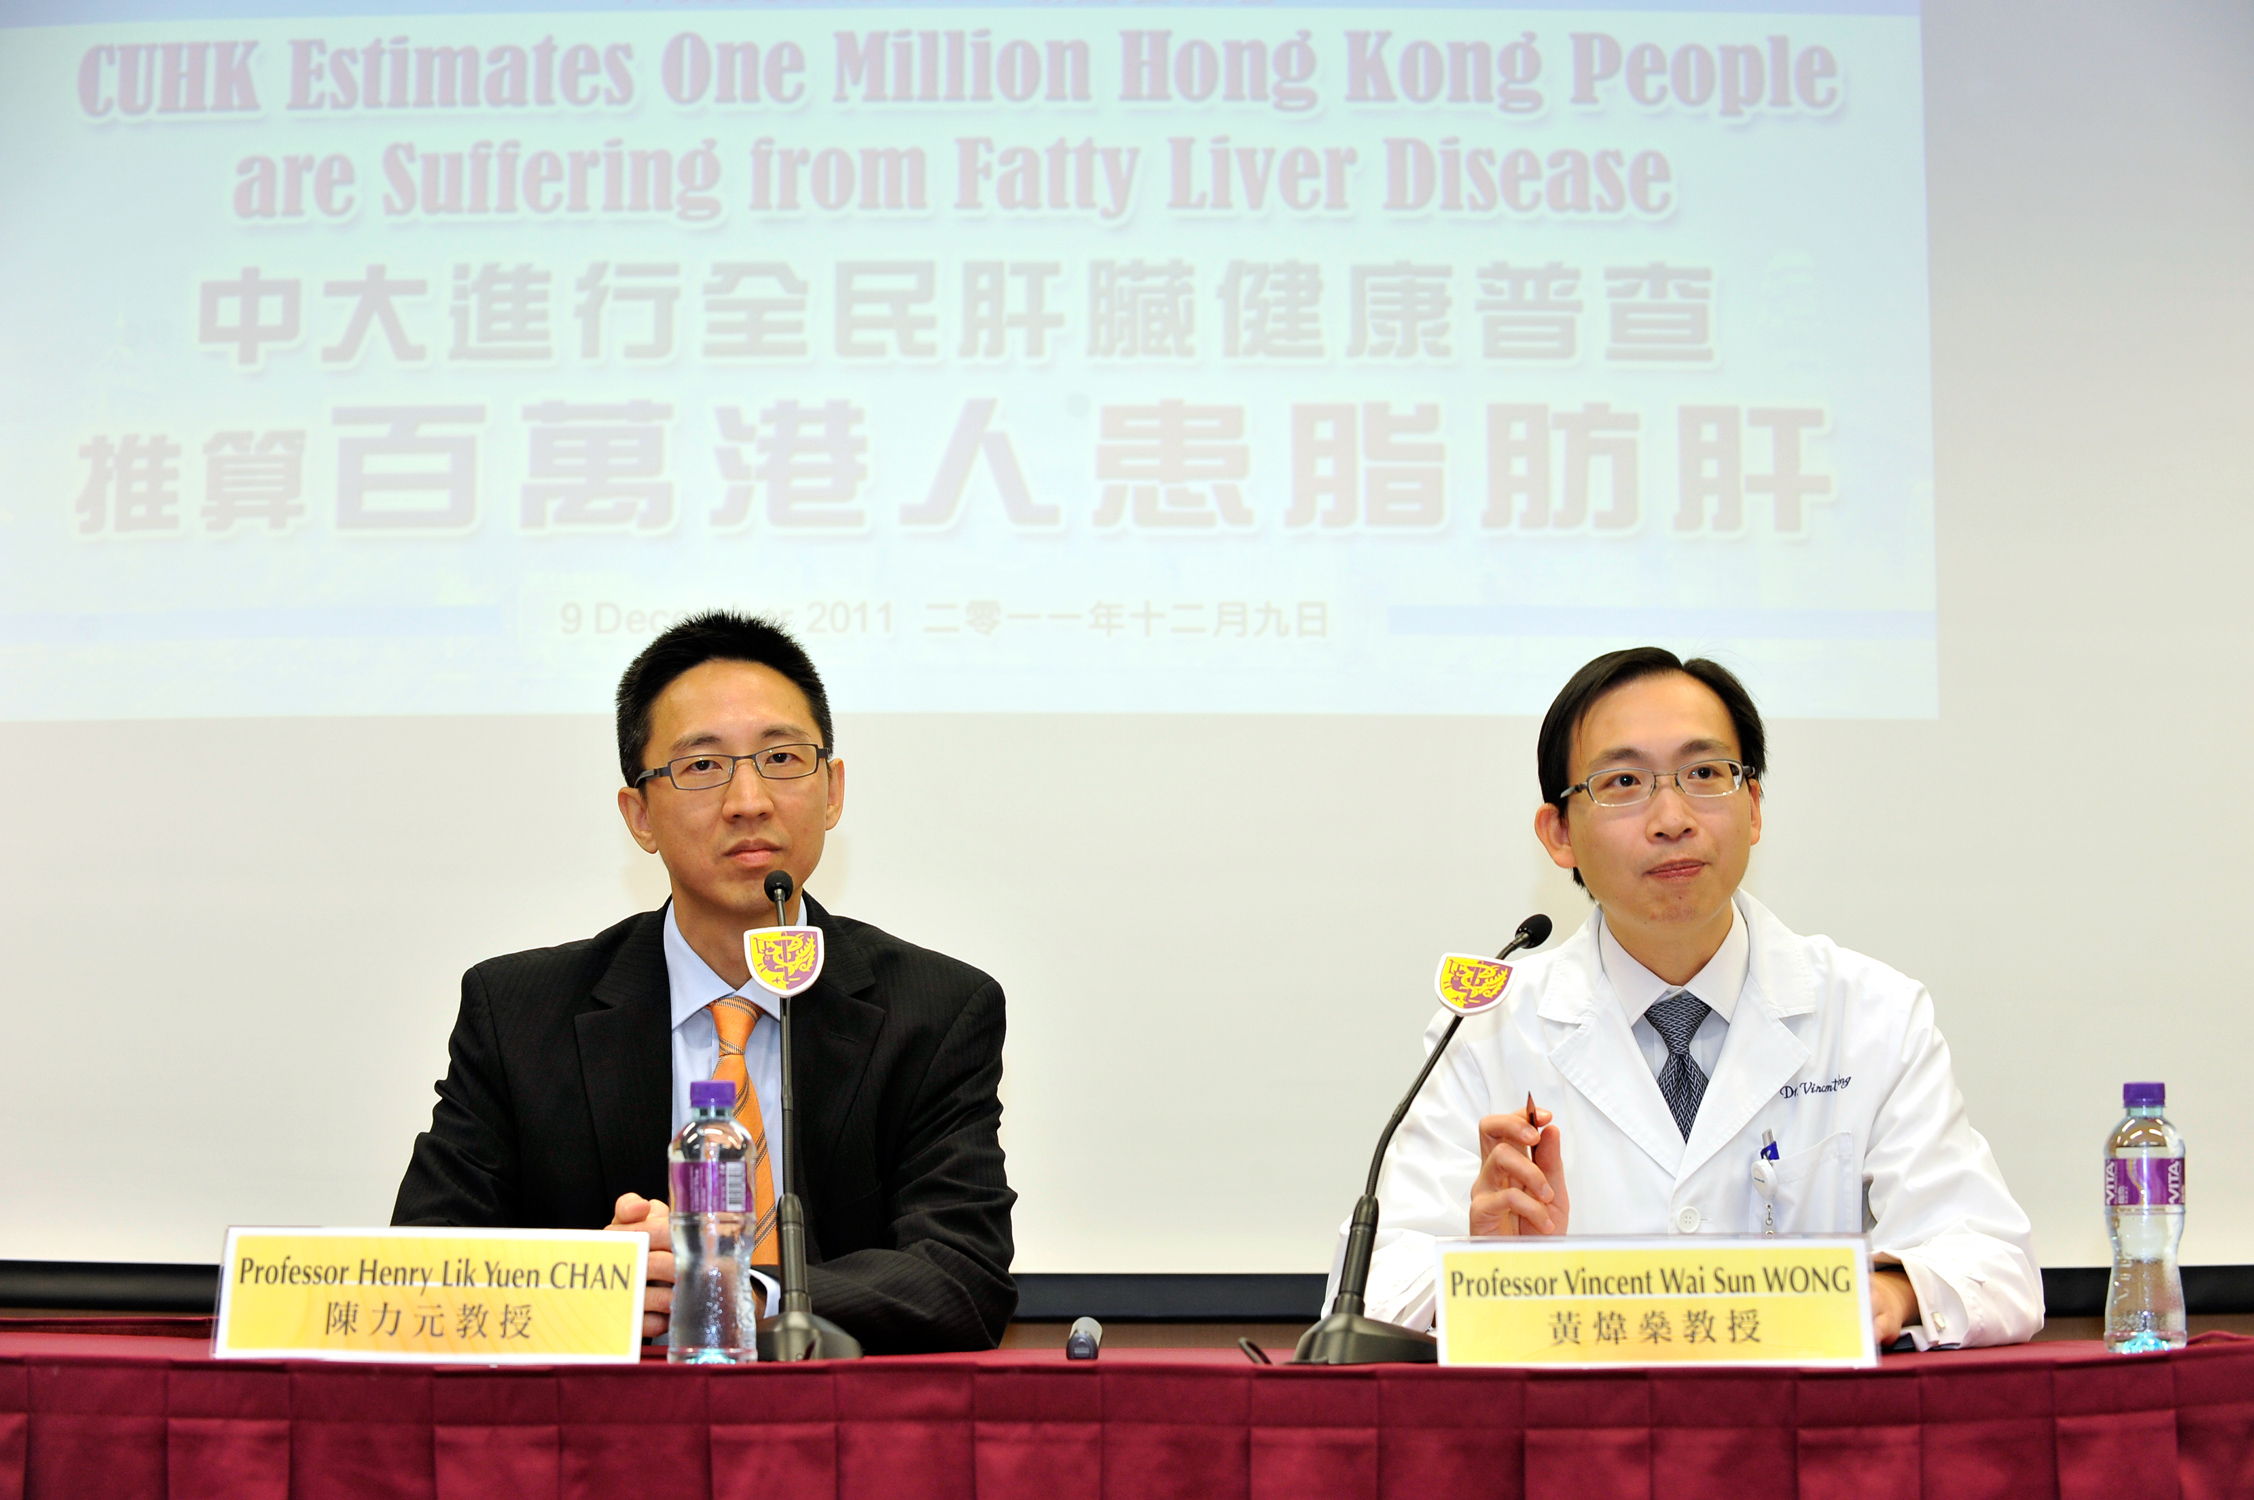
top-left (2123, 1081), bottom-right (2165, 1108)
top-left (690, 1080), bottom-right (737, 1111)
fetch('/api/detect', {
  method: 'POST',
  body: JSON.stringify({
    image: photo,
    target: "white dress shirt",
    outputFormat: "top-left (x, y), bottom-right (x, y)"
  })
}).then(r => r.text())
top-left (1601, 901), bottom-right (1748, 1084)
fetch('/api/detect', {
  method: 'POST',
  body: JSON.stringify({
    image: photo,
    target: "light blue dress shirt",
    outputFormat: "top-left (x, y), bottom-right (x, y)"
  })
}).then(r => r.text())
top-left (663, 903), bottom-right (788, 1196)
top-left (661, 902), bottom-right (787, 1320)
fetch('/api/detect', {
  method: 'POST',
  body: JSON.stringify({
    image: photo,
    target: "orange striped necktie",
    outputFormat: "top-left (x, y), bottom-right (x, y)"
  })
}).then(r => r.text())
top-left (707, 994), bottom-right (779, 1263)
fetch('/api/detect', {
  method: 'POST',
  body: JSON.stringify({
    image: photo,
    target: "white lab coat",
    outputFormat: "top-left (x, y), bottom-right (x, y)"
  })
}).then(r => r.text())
top-left (1345, 893), bottom-right (2043, 1347)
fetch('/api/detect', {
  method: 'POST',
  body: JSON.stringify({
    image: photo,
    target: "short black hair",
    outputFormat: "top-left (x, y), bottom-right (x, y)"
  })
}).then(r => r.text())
top-left (614, 610), bottom-right (833, 786)
top-left (1537, 647), bottom-right (1767, 889)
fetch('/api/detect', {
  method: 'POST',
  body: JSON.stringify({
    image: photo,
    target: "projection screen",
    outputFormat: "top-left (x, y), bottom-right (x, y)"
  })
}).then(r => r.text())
top-left (3, 0), bottom-right (2249, 1282)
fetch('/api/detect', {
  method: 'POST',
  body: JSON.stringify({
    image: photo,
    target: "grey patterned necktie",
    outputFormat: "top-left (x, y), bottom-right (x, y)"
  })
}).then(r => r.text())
top-left (1646, 991), bottom-right (1712, 1140)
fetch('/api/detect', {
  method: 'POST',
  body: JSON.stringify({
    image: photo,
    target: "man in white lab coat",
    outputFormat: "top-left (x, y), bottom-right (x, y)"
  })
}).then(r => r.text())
top-left (1358, 648), bottom-right (2042, 1348)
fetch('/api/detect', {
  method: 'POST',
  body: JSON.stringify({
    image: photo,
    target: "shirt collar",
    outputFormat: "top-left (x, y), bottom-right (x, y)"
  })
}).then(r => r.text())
top-left (663, 903), bottom-right (778, 1030)
top-left (1598, 897), bottom-right (1748, 1027)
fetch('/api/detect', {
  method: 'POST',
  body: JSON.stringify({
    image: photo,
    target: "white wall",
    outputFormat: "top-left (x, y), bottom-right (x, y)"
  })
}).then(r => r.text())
top-left (3, 0), bottom-right (2251, 1273)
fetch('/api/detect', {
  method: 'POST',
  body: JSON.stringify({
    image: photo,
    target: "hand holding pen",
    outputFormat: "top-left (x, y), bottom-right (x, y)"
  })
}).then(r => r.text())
top-left (1471, 1089), bottom-right (1570, 1237)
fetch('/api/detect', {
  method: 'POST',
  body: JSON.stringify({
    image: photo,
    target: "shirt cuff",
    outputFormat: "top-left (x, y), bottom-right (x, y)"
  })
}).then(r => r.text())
top-left (651, 1269), bottom-right (783, 1349)
top-left (1893, 1255), bottom-right (1973, 1348)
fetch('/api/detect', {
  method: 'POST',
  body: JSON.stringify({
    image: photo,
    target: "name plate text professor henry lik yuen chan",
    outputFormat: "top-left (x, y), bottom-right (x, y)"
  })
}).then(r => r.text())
top-left (213, 1226), bottom-right (647, 1365)
top-left (1434, 1235), bottom-right (1876, 1369)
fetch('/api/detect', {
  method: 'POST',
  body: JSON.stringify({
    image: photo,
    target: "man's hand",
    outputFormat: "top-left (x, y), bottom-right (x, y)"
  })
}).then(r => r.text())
top-left (1871, 1268), bottom-right (1919, 1348)
top-left (1471, 1103), bottom-right (1569, 1236)
top-left (606, 1192), bottom-right (674, 1339)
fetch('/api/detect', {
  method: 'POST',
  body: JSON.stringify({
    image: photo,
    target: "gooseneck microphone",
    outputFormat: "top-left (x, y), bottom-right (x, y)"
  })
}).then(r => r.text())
top-left (752, 869), bottom-right (863, 1361)
top-left (1293, 913), bottom-right (1553, 1366)
top-left (760, 871), bottom-right (799, 1269)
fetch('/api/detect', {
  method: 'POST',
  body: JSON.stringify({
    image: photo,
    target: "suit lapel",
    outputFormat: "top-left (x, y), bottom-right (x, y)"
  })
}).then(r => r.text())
top-left (1678, 896), bottom-right (1816, 1182)
top-left (1677, 984), bottom-right (1810, 1181)
top-left (1538, 929), bottom-right (1687, 1177)
top-left (795, 895), bottom-right (887, 1187)
top-left (578, 910), bottom-right (674, 1206)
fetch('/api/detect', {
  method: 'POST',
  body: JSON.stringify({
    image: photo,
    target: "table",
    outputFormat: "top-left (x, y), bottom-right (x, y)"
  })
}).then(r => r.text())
top-left (5, 1322), bottom-right (2251, 1500)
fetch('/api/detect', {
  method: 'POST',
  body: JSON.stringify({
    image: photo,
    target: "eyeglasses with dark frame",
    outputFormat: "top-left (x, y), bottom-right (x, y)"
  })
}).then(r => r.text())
top-left (1563, 758), bottom-right (1751, 808)
top-left (634, 744), bottom-right (832, 791)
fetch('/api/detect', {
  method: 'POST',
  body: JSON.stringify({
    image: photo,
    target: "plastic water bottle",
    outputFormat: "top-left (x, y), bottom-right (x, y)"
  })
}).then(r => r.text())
top-left (668, 1079), bottom-right (759, 1363)
top-left (2104, 1081), bottom-right (2186, 1354)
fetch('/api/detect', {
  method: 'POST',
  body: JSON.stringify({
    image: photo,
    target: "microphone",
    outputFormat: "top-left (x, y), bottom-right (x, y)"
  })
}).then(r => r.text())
top-left (1293, 913), bottom-right (1553, 1366)
top-left (751, 866), bottom-right (863, 1362)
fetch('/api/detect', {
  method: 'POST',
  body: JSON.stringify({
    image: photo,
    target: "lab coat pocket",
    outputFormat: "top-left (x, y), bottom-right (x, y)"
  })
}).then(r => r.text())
top-left (1768, 1132), bottom-right (1860, 1234)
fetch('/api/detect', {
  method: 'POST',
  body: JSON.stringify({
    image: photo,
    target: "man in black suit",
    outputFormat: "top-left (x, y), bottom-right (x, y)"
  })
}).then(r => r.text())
top-left (393, 612), bottom-right (1015, 1352)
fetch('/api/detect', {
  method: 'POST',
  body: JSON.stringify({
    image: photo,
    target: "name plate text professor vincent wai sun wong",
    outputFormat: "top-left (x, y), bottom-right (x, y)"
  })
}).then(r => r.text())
top-left (1434, 1235), bottom-right (1876, 1369)
top-left (213, 1226), bottom-right (647, 1364)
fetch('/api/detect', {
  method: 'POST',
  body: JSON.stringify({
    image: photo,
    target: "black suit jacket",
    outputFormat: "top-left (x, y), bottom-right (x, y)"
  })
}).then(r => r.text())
top-left (391, 896), bottom-right (1016, 1352)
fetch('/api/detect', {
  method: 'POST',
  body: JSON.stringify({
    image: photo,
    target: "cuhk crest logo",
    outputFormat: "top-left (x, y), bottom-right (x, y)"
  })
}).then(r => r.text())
top-left (745, 927), bottom-right (825, 999)
top-left (1434, 954), bottom-right (1514, 1016)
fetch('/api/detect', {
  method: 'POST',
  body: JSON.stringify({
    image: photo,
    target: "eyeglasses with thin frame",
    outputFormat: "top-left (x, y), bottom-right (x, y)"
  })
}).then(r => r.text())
top-left (634, 744), bottom-right (832, 791)
top-left (1563, 759), bottom-right (1751, 808)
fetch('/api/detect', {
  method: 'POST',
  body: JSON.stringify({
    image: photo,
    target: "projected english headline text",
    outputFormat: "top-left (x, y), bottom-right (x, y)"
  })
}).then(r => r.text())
top-left (70, 27), bottom-right (1847, 225)
top-left (15, 6), bottom-right (1937, 721)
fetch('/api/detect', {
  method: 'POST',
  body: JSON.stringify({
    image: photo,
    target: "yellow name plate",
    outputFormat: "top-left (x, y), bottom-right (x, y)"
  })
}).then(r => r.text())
top-left (214, 1226), bottom-right (647, 1364)
top-left (1434, 1234), bottom-right (1876, 1369)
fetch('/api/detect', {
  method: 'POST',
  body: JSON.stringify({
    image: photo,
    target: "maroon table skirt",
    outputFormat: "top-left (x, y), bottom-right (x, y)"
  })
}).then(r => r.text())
top-left (4, 1326), bottom-right (2251, 1500)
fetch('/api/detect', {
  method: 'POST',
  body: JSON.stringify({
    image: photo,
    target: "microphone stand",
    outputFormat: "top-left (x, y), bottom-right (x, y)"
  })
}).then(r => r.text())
top-left (1293, 920), bottom-right (1549, 1366)
top-left (755, 884), bottom-right (863, 1362)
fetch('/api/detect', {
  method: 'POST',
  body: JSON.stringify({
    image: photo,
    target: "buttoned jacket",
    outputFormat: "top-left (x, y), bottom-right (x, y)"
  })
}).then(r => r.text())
top-left (392, 896), bottom-right (1016, 1353)
top-left (1350, 893), bottom-right (2042, 1347)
